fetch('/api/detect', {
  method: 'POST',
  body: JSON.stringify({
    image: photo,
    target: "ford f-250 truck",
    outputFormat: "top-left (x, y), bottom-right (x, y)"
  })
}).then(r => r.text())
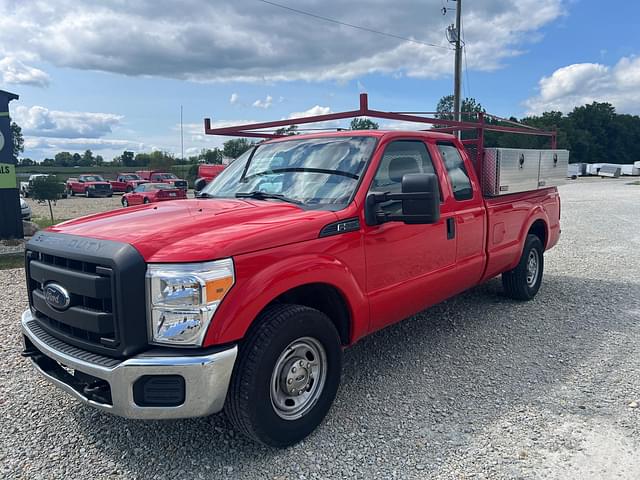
top-left (20, 124), bottom-right (564, 447)
top-left (136, 170), bottom-right (188, 191)
top-left (66, 175), bottom-right (113, 197)
top-left (109, 173), bottom-right (148, 193)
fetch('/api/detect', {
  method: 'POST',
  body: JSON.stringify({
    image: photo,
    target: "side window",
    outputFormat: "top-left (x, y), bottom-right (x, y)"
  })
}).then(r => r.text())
top-left (370, 140), bottom-right (436, 215)
top-left (438, 143), bottom-right (473, 201)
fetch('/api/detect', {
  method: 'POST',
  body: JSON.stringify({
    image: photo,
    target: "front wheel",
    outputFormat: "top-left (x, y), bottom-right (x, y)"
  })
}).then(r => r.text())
top-left (122, 197), bottom-right (129, 207)
top-left (225, 304), bottom-right (342, 447)
top-left (85, 189), bottom-right (90, 198)
top-left (126, 186), bottom-right (133, 193)
top-left (502, 234), bottom-right (544, 300)
top-left (143, 197), bottom-right (150, 204)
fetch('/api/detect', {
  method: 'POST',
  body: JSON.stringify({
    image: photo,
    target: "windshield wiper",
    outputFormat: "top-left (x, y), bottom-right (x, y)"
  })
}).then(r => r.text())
top-left (235, 191), bottom-right (303, 205)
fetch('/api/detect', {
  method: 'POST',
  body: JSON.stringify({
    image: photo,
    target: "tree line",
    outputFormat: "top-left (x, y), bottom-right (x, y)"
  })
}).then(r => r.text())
top-left (436, 95), bottom-right (640, 164)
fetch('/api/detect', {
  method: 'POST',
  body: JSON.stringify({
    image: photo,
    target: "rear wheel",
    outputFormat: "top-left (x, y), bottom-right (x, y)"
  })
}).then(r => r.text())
top-left (502, 234), bottom-right (544, 300)
top-left (225, 304), bottom-right (342, 447)
top-left (126, 186), bottom-right (133, 193)
top-left (69, 189), bottom-right (74, 197)
top-left (143, 197), bottom-right (150, 204)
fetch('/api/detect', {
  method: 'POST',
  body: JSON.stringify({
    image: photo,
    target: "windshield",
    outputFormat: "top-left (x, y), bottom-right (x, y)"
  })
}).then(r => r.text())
top-left (122, 174), bottom-right (141, 180)
top-left (80, 175), bottom-right (105, 182)
top-left (158, 173), bottom-right (177, 179)
top-left (200, 136), bottom-right (377, 210)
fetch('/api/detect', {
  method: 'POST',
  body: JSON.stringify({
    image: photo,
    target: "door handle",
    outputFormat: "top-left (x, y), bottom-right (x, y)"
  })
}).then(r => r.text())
top-left (446, 217), bottom-right (455, 240)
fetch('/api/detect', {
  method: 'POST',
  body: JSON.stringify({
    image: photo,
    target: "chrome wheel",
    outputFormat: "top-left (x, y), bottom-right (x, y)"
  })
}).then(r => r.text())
top-left (270, 336), bottom-right (327, 421)
top-left (526, 249), bottom-right (539, 286)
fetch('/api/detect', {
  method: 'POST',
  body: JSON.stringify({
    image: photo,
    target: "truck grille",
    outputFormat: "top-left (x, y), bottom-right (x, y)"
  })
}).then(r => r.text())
top-left (25, 232), bottom-right (148, 358)
top-left (27, 251), bottom-right (117, 348)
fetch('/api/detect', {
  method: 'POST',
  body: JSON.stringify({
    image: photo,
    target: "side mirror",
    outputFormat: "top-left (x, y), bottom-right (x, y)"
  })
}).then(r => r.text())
top-left (365, 173), bottom-right (440, 226)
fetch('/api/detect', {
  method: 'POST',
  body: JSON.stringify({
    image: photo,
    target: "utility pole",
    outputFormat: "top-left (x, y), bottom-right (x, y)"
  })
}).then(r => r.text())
top-left (180, 105), bottom-right (184, 162)
top-left (453, 0), bottom-right (462, 124)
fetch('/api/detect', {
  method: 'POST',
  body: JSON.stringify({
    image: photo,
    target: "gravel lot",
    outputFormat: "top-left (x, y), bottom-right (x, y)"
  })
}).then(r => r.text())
top-left (24, 191), bottom-right (196, 222)
top-left (1, 178), bottom-right (638, 479)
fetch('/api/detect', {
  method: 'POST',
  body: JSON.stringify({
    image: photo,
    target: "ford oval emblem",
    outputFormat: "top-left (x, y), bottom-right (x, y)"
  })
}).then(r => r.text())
top-left (44, 283), bottom-right (71, 311)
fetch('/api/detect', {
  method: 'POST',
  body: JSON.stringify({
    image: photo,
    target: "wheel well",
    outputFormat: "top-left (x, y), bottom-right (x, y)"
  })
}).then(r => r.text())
top-left (528, 219), bottom-right (547, 248)
top-left (269, 283), bottom-right (351, 346)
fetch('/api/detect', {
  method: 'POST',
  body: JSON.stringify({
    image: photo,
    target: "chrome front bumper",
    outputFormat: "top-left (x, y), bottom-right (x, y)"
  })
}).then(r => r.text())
top-left (21, 310), bottom-right (237, 420)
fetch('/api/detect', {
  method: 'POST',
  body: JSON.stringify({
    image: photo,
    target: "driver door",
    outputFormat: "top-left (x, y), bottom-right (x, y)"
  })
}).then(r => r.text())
top-left (363, 139), bottom-right (458, 332)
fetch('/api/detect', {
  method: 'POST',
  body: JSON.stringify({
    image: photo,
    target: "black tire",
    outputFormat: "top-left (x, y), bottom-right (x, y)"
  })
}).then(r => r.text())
top-left (143, 197), bottom-right (150, 204)
top-left (69, 189), bottom-right (74, 197)
top-left (502, 234), bottom-right (544, 300)
top-left (225, 304), bottom-right (342, 447)
top-left (122, 198), bottom-right (129, 207)
top-left (126, 186), bottom-right (133, 193)
top-left (85, 189), bottom-right (90, 198)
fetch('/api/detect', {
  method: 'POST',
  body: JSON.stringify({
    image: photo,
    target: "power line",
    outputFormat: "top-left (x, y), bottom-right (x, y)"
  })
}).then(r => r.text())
top-left (257, 0), bottom-right (451, 50)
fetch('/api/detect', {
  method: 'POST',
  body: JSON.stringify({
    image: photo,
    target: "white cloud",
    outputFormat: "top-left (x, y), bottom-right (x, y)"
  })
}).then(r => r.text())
top-left (12, 105), bottom-right (123, 138)
top-left (25, 137), bottom-right (143, 152)
top-left (0, 0), bottom-right (564, 83)
top-left (524, 56), bottom-right (640, 114)
top-left (289, 105), bottom-right (332, 118)
top-left (229, 93), bottom-right (239, 104)
top-left (0, 56), bottom-right (50, 87)
top-left (252, 95), bottom-right (273, 109)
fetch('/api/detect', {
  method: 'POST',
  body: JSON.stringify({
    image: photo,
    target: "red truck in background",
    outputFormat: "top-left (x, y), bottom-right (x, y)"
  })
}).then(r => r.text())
top-left (66, 174), bottom-right (113, 197)
top-left (136, 170), bottom-right (188, 191)
top-left (19, 96), bottom-right (567, 448)
top-left (194, 164), bottom-right (226, 192)
top-left (109, 173), bottom-right (148, 193)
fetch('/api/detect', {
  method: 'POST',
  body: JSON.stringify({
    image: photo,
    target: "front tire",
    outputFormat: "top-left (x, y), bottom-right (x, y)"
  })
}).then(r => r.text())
top-left (225, 304), bottom-right (342, 447)
top-left (85, 189), bottom-right (90, 198)
top-left (143, 197), bottom-right (150, 204)
top-left (122, 198), bottom-right (129, 207)
top-left (502, 234), bottom-right (544, 300)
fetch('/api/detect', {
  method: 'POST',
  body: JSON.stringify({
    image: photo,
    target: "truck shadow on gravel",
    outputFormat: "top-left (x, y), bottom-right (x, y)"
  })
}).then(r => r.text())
top-left (69, 274), bottom-right (640, 477)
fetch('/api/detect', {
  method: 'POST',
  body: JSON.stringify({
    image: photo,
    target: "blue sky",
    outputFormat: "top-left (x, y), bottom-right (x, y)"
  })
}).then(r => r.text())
top-left (1, 0), bottom-right (638, 161)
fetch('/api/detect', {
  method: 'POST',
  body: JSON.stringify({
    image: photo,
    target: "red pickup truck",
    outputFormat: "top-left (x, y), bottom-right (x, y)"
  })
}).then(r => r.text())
top-left (136, 170), bottom-right (188, 190)
top-left (66, 174), bottom-right (113, 197)
top-left (194, 163), bottom-right (226, 191)
top-left (21, 129), bottom-right (563, 448)
top-left (109, 173), bottom-right (148, 193)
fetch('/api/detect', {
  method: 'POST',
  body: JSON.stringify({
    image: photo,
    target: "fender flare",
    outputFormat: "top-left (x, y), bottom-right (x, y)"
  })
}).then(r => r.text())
top-left (204, 253), bottom-right (369, 346)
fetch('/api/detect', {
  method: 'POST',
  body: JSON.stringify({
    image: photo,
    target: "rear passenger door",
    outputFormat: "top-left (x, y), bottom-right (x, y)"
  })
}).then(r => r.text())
top-left (363, 139), bottom-right (459, 332)
top-left (433, 142), bottom-right (486, 288)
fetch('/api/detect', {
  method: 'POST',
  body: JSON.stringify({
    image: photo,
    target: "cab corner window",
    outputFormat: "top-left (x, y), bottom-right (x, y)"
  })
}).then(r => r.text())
top-left (438, 143), bottom-right (473, 201)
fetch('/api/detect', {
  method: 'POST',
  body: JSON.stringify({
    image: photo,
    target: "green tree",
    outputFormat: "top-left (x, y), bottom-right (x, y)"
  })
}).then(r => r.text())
top-left (30, 176), bottom-right (66, 223)
top-left (95, 155), bottom-right (104, 166)
top-left (350, 118), bottom-right (379, 130)
top-left (223, 138), bottom-right (254, 159)
top-left (18, 158), bottom-right (35, 166)
top-left (275, 125), bottom-right (300, 136)
top-left (148, 150), bottom-right (174, 170)
top-left (10, 122), bottom-right (24, 161)
top-left (120, 150), bottom-right (135, 167)
top-left (199, 148), bottom-right (223, 164)
top-left (80, 149), bottom-right (94, 167)
top-left (54, 151), bottom-right (74, 167)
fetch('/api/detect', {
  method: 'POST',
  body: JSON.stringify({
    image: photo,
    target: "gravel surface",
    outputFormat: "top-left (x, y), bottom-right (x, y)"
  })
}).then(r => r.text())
top-left (1, 178), bottom-right (639, 479)
top-left (24, 190), bottom-right (197, 222)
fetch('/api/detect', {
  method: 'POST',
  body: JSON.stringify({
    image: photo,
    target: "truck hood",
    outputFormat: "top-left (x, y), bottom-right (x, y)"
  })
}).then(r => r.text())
top-left (48, 199), bottom-right (338, 262)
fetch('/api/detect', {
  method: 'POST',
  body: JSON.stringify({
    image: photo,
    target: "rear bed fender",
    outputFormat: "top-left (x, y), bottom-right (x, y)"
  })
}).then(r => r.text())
top-left (203, 254), bottom-right (368, 347)
top-left (509, 208), bottom-right (550, 270)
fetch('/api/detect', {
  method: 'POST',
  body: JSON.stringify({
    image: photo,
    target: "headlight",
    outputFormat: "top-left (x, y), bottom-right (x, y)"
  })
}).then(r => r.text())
top-left (146, 259), bottom-right (234, 346)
